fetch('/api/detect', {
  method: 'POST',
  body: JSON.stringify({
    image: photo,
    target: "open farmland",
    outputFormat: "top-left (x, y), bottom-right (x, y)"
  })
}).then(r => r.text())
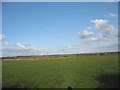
top-left (2, 54), bottom-right (119, 88)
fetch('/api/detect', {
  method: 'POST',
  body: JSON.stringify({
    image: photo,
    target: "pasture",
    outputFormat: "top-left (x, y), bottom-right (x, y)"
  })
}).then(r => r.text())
top-left (2, 54), bottom-right (119, 88)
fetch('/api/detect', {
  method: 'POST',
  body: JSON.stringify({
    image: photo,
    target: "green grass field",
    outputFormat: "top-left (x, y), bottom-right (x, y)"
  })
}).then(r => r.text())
top-left (2, 54), bottom-right (119, 88)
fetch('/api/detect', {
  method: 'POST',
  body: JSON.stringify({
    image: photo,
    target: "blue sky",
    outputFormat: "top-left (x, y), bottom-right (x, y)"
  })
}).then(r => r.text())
top-left (1, 2), bottom-right (119, 56)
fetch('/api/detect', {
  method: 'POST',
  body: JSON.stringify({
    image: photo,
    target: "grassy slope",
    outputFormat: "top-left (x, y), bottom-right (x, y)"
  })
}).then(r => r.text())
top-left (2, 55), bottom-right (119, 88)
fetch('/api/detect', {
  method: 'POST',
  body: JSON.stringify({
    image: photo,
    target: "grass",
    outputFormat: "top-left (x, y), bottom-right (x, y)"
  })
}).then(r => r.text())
top-left (2, 54), bottom-right (119, 88)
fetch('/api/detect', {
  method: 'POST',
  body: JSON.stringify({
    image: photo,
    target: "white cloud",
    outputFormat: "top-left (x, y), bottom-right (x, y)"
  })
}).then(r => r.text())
top-left (68, 45), bottom-right (72, 49)
top-left (2, 41), bottom-right (118, 57)
top-left (0, 34), bottom-right (5, 40)
top-left (91, 19), bottom-right (108, 29)
top-left (16, 43), bottom-right (27, 49)
top-left (96, 41), bottom-right (119, 52)
top-left (16, 43), bottom-right (39, 52)
top-left (91, 19), bottom-right (117, 36)
top-left (25, 45), bottom-right (39, 53)
top-left (86, 27), bottom-right (92, 30)
top-left (104, 25), bottom-right (116, 35)
top-left (79, 30), bottom-right (93, 39)
top-left (2, 43), bottom-right (40, 57)
top-left (79, 19), bottom-right (117, 48)
top-left (55, 45), bottom-right (82, 54)
top-left (109, 13), bottom-right (118, 17)
top-left (82, 30), bottom-right (93, 35)
top-left (86, 34), bottom-right (107, 43)
top-left (4, 41), bottom-right (10, 45)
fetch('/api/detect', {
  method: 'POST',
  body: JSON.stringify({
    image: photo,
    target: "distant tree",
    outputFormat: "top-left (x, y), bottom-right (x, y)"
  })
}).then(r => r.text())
top-left (76, 53), bottom-right (79, 57)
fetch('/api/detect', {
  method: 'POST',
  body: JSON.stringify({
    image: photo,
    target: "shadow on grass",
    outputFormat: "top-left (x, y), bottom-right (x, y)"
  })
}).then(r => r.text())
top-left (96, 73), bottom-right (119, 88)
top-left (2, 73), bottom-right (119, 89)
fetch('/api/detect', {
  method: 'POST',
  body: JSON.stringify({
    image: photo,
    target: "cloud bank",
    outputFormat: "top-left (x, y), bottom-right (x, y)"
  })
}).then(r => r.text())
top-left (1, 18), bottom-right (118, 57)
